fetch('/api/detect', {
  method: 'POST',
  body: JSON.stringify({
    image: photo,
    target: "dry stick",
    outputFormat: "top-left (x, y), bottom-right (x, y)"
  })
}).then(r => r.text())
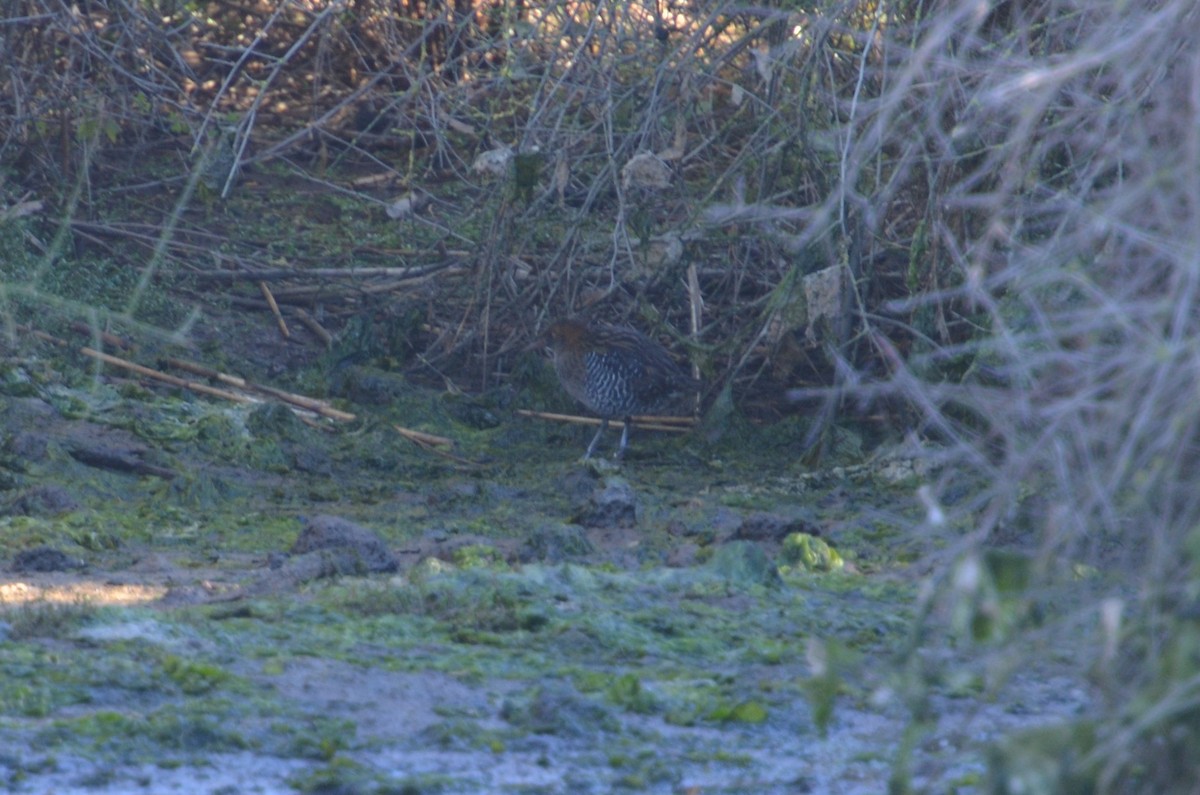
top-left (70, 321), bottom-right (132, 350)
top-left (515, 409), bottom-right (695, 433)
top-left (24, 328), bottom-right (69, 347)
top-left (70, 219), bottom-right (225, 250)
top-left (293, 308), bottom-right (333, 347)
top-left (224, 266), bottom-right (470, 306)
top-left (686, 261), bottom-right (704, 413)
top-left (161, 358), bottom-right (356, 422)
top-left (23, 324), bottom-right (137, 354)
top-left (356, 266), bottom-right (471, 295)
top-left (295, 413), bottom-right (338, 433)
top-left (259, 281), bottom-right (290, 339)
top-left (68, 221), bottom-right (458, 280)
top-left (393, 426), bottom-right (454, 448)
top-left (394, 427), bottom-right (480, 468)
top-left (192, 265), bottom-right (454, 282)
top-left (76, 346), bottom-right (373, 431)
top-left (82, 348), bottom-right (255, 404)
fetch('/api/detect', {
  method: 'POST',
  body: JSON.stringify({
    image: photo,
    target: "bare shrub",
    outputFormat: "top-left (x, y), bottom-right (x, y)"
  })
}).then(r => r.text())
top-left (4, 1), bottom-right (1200, 786)
top-left (0, 0), bottom-right (866, 393)
top-left (861, 1), bottom-right (1200, 790)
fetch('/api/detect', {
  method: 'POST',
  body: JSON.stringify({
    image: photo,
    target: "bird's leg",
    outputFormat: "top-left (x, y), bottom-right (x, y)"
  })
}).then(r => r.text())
top-left (584, 418), bottom-right (608, 460)
top-left (615, 416), bottom-right (632, 460)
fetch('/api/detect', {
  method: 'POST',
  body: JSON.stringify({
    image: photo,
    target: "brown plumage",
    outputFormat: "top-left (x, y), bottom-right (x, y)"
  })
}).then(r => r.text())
top-left (542, 318), bottom-right (698, 459)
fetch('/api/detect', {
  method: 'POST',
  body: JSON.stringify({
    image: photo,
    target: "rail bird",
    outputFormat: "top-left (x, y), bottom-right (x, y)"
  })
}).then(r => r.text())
top-left (541, 318), bottom-right (698, 459)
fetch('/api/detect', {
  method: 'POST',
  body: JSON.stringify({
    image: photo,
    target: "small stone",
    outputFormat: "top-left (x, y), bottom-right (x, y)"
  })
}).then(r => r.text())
top-left (572, 477), bottom-right (638, 529)
top-left (520, 523), bottom-right (594, 563)
top-left (289, 515), bottom-right (398, 574)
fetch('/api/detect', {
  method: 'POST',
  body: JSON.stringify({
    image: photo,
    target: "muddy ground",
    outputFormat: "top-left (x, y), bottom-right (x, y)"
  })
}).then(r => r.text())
top-left (0, 317), bottom-right (1093, 794)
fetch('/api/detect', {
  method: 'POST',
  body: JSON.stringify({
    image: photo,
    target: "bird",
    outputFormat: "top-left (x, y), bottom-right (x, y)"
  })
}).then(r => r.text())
top-left (540, 318), bottom-right (698, 459)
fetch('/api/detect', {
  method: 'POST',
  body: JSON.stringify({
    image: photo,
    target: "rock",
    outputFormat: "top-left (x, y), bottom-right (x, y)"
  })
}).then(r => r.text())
top-left (520, 523), bottom-right (594, 563)
top-left (288, 514), bottom-right (399, 575)
top-left (292, 446), bottom-right (332, 476)
top-left (572, 477), bottom-right (638, 529)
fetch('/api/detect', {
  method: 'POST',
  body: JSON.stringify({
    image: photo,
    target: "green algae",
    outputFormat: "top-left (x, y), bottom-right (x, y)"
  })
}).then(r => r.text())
top-left (708, 699), bottom-right (768, 723)
top-left (781, 532), bottom-right (844, 572)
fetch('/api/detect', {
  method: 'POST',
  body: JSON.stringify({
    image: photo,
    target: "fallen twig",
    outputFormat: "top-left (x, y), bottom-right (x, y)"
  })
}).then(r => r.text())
top-left (516, 409), bottom-right (695, 433)
top-left (81, 347), bottom-right (255, 404)
top-left (259, 281), bottom-right (290, 338)
top-left (392, 426), bottom-right (454, 447)
top-left (22, 327), bottom-right (69, 347)
top-left (393, 424), bottom-right (480, 467)
top-left (293, 308), bottom-right (333, 347)
top-left (161, 358), bottom-right (355, 421)
top-left (70, 321), bottom-right (133, 350)
top-left (191, 264), bottom-right (454, 282)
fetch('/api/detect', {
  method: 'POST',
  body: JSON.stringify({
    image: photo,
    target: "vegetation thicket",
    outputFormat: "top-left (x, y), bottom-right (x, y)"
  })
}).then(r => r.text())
top-left (3, 0), bottom-right (1199, 789)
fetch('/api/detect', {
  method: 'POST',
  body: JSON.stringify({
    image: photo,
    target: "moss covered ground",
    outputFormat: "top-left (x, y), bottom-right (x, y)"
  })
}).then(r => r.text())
top-left (0, 344), bottom-right (1093, 794)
